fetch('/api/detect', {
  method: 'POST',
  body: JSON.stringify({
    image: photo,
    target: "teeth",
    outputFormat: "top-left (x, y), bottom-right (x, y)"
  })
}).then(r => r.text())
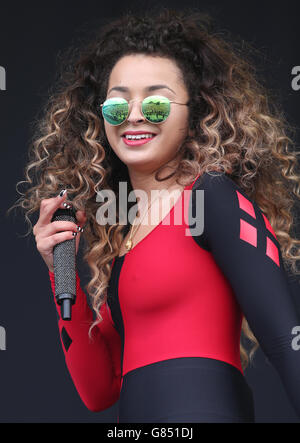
top-left (124, 134), bottom-right (154, 140)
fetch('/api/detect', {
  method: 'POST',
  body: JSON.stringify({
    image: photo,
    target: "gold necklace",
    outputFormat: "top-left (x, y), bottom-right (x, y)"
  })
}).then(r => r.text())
top-left (125, 181), bottom-right (176, 251)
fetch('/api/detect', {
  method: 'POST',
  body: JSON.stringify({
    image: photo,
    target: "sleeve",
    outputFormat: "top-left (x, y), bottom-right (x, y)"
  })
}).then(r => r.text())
top-left (49, 269), bottom-right (122, 412)
top-left (194, 171), bottom-right (300, 418)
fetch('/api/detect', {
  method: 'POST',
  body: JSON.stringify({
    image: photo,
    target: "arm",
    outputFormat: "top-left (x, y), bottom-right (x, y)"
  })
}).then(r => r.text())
top-left (193, 171), bottom-right (300, 417)
top-left (49, 269), bottom-right (122, 412)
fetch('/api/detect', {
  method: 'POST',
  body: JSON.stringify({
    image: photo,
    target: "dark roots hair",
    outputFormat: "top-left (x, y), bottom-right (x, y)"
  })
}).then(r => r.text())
top-left (8, 6), bottom-right (300, 370)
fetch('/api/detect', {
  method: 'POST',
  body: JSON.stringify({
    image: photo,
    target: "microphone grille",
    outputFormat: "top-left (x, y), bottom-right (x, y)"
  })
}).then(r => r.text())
top-left (51, 208), bottom-right (76, 296)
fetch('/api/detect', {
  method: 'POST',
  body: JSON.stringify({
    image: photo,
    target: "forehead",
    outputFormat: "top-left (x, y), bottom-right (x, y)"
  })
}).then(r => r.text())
top-left (107, 54), bottom-right (183, 91)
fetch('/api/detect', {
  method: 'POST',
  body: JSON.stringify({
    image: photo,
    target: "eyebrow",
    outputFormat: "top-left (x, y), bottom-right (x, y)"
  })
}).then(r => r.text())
top-left (107, 84), bottom-right (176, 95)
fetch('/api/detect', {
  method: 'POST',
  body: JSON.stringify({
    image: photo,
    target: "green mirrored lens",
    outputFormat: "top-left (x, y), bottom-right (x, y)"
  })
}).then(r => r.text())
top-left (102, 97), bottom-right (128, 125)
top-left (142, 95), bottom-right (170, 123)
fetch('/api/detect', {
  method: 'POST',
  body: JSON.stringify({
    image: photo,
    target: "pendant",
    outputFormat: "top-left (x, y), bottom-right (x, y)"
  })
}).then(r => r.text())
top-left (125, 239), bottom-right (133, 251)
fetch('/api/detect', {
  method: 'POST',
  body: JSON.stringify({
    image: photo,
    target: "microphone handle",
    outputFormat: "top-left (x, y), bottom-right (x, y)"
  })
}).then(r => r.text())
top-left (56, 293), bottom-right (75, 321)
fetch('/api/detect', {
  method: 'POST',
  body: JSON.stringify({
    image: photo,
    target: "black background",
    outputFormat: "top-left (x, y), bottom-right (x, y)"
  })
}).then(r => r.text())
top-left (1, 0), bottom-right (300, 423)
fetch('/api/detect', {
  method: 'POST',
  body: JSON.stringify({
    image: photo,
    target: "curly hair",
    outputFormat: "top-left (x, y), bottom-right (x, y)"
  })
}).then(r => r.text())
top-left (7, 6), bottom-right (300, 371)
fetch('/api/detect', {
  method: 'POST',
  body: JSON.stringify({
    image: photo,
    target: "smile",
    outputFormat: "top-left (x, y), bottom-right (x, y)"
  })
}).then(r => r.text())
top-left (122, 134), bottom-right (157, 146)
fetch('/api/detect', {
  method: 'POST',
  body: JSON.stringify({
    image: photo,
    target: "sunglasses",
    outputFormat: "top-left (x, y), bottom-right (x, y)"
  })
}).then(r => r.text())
top-left (100, 95), bottom-right (190, 126)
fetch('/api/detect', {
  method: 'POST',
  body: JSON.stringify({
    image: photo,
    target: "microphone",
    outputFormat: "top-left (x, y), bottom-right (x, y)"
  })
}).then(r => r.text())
top-left (51, 207), bottom-right (77, 320)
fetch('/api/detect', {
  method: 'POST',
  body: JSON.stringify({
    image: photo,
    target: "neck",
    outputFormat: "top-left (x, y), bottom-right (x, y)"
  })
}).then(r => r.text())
top-left (127, 168), bottom-right (185, 227)
top-left (127, 158), bottom-right (182, 198)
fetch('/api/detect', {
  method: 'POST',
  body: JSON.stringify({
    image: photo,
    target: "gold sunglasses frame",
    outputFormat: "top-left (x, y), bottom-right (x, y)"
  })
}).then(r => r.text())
top-left (100, 95), bottom-right (190, 126)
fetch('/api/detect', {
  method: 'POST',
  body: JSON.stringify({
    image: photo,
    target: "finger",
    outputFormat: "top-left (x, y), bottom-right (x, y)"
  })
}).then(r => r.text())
top-left (37, 229), bottom-right (77, 253)
top-left (38, 220), bottom-right (79, 239)
top-left (38, 189), bottom-right (69, 226)
top-left (75, 210), bottom-right (87, 230)
top-left (34, 223), bottom-right (78, 247)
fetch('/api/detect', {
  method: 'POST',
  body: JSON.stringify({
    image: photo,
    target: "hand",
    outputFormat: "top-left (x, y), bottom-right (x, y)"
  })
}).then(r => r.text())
top-left (33, 190), bottom-right (87, 273)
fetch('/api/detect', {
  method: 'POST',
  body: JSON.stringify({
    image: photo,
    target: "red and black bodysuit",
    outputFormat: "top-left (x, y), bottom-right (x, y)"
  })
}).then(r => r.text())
top-left (49, 171), bottom-right (300, 422)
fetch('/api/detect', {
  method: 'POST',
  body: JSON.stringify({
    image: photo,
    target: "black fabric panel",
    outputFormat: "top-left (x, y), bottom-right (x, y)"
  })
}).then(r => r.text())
top-left (118, 357), bottom-right (255, 423)
top-left (61, 326), bottom-right (72, 352)
top-left (107, 254), bottom-right (126, 377)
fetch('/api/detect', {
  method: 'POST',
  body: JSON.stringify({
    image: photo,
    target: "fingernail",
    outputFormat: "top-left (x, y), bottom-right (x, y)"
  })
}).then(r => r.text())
top-left (72, 232), bottom-right (78, 237)
top-left (59, 189), bottom-right (67, 198)
top-left (63, 202), bottom-right (72, 209)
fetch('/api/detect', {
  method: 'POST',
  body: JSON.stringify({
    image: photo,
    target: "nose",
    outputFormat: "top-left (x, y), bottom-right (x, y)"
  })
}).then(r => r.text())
top-left (126, 100), bottom-right (145, 123)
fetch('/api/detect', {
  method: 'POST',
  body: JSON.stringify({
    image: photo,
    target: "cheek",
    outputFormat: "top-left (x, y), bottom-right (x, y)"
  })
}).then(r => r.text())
top-left (163, 112), bottom-right (189, 141)
top-left (172, 105), bottom-right (189, 125)
top-left (104, 122), bottom-right (112, 138)
top-left (104, 124), bottom-right (118, 146)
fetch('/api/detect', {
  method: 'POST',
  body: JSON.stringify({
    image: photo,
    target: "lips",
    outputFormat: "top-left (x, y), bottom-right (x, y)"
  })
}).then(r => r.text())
top-left (122, 132), bottom-right (157, 140)
top-left (121, 133), bottom-right (157, 142)
top-left (122, 134), bottom-right (157, 146)
top-left (122, 130), bottom-right (157, 136)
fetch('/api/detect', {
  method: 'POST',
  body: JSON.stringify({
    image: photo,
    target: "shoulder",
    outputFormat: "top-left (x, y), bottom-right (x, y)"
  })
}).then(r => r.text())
top-left (191, 171), bottom-right (280, 252)
top-left (193, 171), bottom-right (241, 193)
top-left (192, 171), bottom-right (258, 217)
top-left (190, 171), bottom-right (274, 244)
top-left (189, 171), bottom-right (246, 251)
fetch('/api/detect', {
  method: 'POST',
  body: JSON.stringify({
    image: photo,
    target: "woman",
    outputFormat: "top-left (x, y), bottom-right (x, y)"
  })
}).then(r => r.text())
top-left (9, 7), bottom-right (300, 422)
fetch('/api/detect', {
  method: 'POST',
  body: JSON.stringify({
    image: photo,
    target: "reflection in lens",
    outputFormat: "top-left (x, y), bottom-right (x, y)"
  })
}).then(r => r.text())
top-left (102, 97), bottom-right (128, 125)
top-left (142, 95), bottom-right (170, 123)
